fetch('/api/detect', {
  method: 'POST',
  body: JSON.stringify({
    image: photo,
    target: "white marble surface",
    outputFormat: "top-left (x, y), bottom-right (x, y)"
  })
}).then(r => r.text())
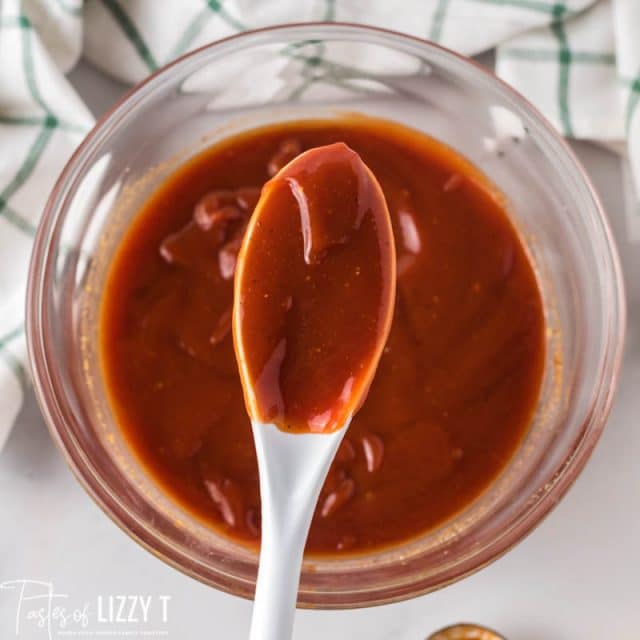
top-left (0, 59), bottom-right (638, 640)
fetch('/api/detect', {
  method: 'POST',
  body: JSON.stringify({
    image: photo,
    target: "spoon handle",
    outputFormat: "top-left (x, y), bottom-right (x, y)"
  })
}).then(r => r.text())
top-left (249, 422), bottom-right (346, 640)
top-left (248, 503), bottom-right (308, 640)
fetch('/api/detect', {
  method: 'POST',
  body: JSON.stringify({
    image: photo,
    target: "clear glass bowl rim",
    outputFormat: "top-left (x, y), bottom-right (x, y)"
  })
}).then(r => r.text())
top-left (26, 22), bottom-right (626, 607)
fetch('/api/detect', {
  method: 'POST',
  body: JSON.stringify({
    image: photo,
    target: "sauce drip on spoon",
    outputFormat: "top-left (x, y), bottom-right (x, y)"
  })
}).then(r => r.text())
top-left (233, 142), bottom-right (396, 433)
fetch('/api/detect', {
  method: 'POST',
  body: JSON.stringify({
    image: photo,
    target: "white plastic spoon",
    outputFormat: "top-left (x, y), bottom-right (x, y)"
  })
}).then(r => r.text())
top-left (247, 421), bottom-right (347, 640)
top-left (233, 143), bottom-right (396, 640)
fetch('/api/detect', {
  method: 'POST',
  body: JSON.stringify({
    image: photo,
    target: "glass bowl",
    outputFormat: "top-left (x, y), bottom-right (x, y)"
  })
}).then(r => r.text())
top-left (26, 24), bottom-right (625, 608)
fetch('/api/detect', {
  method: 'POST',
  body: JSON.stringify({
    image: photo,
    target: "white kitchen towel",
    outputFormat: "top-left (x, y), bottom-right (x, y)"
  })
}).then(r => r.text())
top-left (0, 0), bottom-right (638, 451)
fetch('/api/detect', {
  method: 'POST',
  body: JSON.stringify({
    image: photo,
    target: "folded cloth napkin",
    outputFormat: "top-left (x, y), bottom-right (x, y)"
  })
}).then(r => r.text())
top-left (0, 0), bottom-right (638, 452)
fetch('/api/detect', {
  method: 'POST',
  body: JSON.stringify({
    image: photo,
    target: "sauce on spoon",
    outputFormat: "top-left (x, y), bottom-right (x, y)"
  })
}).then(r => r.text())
top-left (233, 142), bottom-right (396, 434)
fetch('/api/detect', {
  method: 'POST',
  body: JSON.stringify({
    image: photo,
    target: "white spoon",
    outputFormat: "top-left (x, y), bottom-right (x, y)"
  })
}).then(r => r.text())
top-left (233, 143), bottom-right (396, 640)
top-left (247, 420), bottom-right (347, 640)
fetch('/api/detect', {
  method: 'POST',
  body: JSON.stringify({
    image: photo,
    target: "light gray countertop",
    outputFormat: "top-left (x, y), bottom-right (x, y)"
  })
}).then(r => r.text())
top-left (1, 59), bottom-right (638, 640)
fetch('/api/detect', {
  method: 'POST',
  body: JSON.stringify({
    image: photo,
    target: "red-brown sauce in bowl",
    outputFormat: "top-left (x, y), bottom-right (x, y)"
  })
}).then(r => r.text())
top-left (100, 117), bottom-right (545, 554)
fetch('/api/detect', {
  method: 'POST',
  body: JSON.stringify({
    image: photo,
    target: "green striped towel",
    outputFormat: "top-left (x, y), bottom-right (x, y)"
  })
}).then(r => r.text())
top-left (1, 0), bottom-right (638, 451)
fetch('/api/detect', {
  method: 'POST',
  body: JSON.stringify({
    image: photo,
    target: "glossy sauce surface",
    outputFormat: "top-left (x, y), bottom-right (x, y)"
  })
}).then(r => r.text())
top-left (101, 117), bottom-right (545, 554)
top-left (234, 143), bottom-right (395, 433)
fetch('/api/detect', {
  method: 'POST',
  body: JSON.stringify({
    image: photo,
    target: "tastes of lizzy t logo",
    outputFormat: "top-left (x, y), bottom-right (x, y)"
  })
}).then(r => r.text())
top-left (0, 579), bottom-right (171, 639)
